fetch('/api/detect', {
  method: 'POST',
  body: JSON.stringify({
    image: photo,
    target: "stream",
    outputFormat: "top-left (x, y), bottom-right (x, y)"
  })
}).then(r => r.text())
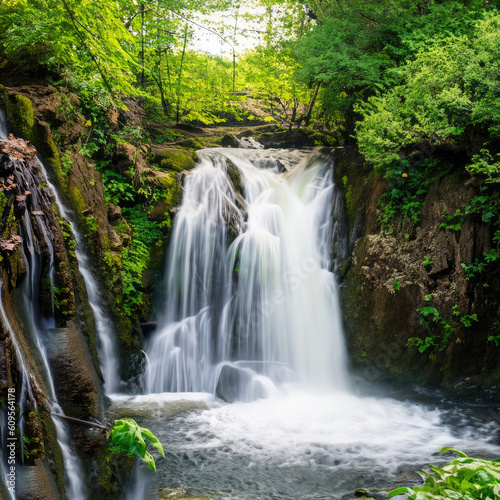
top-left (0, 117), bottom-right (498, 499)
top-left (117, 147), bottom-right (499, 499)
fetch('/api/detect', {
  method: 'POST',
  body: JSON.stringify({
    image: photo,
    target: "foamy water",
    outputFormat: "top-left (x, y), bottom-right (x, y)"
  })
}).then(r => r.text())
top-left (112, 388), bottom-right (499, 499)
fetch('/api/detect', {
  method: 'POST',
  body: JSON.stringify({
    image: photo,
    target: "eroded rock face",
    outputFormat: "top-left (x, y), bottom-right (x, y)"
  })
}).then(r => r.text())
top-left (0, 136), bottom-right (107, 498)
top-left (49, 324), bottom-right (101, 419)
top-left (335, 147), bottom-right (500, 389)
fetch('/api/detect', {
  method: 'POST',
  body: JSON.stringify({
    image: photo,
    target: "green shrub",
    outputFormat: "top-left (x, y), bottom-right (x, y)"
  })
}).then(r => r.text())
top-left (389, 448), bottom-right (500, 500)
top-left (377, 157), bottom-right (451, 229)
top-left (409, 302), bottom-right (477, 357)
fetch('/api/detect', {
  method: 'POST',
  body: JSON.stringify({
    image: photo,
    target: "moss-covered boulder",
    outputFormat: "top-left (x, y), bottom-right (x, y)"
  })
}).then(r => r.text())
top-left (151, 145), bottom-right (196, 172)
top-left (0, 86), bottom-right (64, 184)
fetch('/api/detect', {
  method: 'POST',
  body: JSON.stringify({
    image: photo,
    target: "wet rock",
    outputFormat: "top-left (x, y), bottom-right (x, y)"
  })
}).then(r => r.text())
top-left (48, 323), bottom-right (101, 420)
top-left (159, 487), bottom-right (211, 499)
top-left (226, 158), bottom-right (244, 196)
top-left (18, 462), bottom-right (60, 500)
top-left (215, 364), bottom-right (266, 403)
top-left (238, 136), bottom-right (264, 149)
top-left (141, 322), bottom-right (157, 338)
top-left (0, 136), bottom-right (37, 158)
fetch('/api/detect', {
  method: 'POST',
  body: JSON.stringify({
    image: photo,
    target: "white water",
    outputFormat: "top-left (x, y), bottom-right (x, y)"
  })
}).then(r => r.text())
top-left (0, 110), bottom-right (88, 498)
top-left (0, 110), bottom-right (8, 140)
top-left (144, 149), bottom-right (348, 398)
top-left (135, 147), bottom-right (500, 498)
top-left (43, 172), bottom-right (121, 394)
top-left (112, 388), bottom-right (500, 499)
top-left (0, 285), bottom-right (36, 500)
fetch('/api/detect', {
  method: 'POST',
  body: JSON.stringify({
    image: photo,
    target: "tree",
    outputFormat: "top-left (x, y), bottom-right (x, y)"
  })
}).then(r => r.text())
top-left (355, 13), bottom-right (500, 171)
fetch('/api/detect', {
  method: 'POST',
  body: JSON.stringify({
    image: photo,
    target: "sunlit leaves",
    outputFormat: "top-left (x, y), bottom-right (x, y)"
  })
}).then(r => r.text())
top-left (389, 448), bottom-right (500, 500)
top-left (108, 418), bottom-right (165, 472)
top-left (356, 14), bottom-right (500, 170)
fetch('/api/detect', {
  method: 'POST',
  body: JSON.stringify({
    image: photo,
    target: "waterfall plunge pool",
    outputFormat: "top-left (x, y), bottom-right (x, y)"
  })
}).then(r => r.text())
top-left (111, 386), bottom-right (499, 499)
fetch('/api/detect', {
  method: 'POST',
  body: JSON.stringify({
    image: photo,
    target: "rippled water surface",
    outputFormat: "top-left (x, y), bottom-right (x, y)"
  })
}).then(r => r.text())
top-left (113, 387), bottom-right (500, 499)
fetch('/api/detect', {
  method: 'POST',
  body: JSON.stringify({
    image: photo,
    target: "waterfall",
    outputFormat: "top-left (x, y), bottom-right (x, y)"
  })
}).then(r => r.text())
top-left (0, 108), bottom-right (120, 393)
top-left (0, 283), bottom-right (36, 500)
top-left (43, 171), bottom-right (121, 394)
top-left (144, 148), bottom-right (349, 400)
top-left (0, 111), bottom-right (89, 498)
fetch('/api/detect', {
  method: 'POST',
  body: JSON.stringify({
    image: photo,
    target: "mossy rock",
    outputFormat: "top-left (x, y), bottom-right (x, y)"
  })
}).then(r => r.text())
top-left (177, 137), bottom-right (204, 151)
top-left (97, 447), bottom-right (134, 499)
top-left (39, 402), bottom-right (67, 498)
top-left (36, 121), bottom-right (64, 184)
top-left (226, 159), bottom-right (243, 196)
top-left (157, 148), bottom-right (195, 172)
top-left (4, 93), bottom-right (35, 141)
top-left (0, 90), bottom-right (64, 185)
top-left (159, 489), bottom-right (210, 500)
top-left (39, 276), bottom-right (53, 318)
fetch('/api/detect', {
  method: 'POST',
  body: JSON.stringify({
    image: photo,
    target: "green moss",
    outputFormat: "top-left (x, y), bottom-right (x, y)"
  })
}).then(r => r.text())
top-left (177, 137), bottom-right (204, 152)
top-left (342, 176), bottom-right (354, 216)
top-left (97, 446), bottom-right (134, 499)
top-left (4, 93), bottom-right (35, 142)
top-left (117, 316), bottom-right (135, 348)
top-left (39, 277), bottom-right (53, 318)
top-left (226, 161), bottom-right (243, 195)
top-left (36, 126), bottom-right (64, 186)
top-left (23, 410), bottom-right (45, 464)
top-left (40, 404), bottom-right (66, 498)
top-left (71, 186), bottom-right (87, 219)
top-left (158, 149), bottom-right (195, 172)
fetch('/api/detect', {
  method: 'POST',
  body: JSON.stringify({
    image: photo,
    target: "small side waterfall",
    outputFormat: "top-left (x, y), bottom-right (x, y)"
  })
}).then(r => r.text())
top-left (144, 148), bottom-right (349, 400)
top-left (0, 108), bottom-right (120, 394)
top-left (43, 172), bottom-right (121, 394)
top-left (0, 111), bottom-right (88, 498)
top-left (0, 284), bottom-right (36, 500)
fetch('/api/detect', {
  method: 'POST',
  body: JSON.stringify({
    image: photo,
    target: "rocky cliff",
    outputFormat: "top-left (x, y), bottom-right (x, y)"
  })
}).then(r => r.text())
top-left (335, 146), bottom-right (500, 391)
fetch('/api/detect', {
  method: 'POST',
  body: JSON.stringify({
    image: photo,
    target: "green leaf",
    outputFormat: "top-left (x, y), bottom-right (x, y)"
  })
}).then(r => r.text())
top-left (108, 418), bottom-right (164, 471)
top-left (482, 211), bottom-right (494, 223)
top-left (420, 306), bottom-right (438, 317)
top-left (388, 487), bottom-right (410, 498)
top-left (140, 427), bottom-right (165, 458)
top-left (439, 447), bottom-right (468, 457)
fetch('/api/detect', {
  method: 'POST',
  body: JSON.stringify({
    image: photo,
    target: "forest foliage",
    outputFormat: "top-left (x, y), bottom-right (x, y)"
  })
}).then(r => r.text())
top-left (2, 0), bottom-right (498, 135)
top-left (1, 0), bottom-right (500, 347)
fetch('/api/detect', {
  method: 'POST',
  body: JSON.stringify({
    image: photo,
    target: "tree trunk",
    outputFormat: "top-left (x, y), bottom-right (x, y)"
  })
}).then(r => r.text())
top-left (304, 82), bottom-right (321, 126)
top-left (141, 3), bottom-right (145, 85)
top-left (176, 24), bottom-right (189, 124)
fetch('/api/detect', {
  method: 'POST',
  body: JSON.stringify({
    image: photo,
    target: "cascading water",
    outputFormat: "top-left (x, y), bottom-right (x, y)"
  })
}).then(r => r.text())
top-left (0, 283), bottom-right (37, 500)
top-left (144, 149), bottom-right (348, 398)
top-left (0, 109), bottom-right (120, 393)
top-left (129, 146), bottom-right (500, 499)
top-left (0, 111), bottom-right (88, 498)
top-left (43, 170), bottom-right (121, 394)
